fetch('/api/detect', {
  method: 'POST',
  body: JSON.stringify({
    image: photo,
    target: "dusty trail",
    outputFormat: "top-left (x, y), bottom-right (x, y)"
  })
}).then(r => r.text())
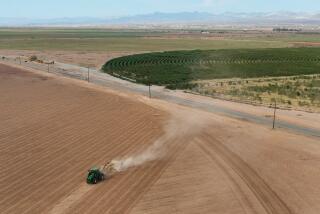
top-left (1, 64), bottom-right (320, 214)
top-left (197, 135), bottom-right (292, 214)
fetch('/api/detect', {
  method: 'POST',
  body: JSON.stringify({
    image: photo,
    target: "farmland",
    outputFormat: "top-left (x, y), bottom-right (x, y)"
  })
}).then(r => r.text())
top-left (0, 28), bottom-right (300, 69)
top-left (1, 63), bottom-right (320, 214)
top-left (102, 48), bottom-right (320, 84)
top-left (102, 47), bottom-right (320, 111)
top-left (0, 28), bottom-right (311, 52)
top-left (0, 38), bottom-right (287, 52)
top-left (1, 28), bottom-right (320, 69)
top-left (0, 63), bottom-right (167, 213)
top-left (1, 28), bottom-right (320, 111)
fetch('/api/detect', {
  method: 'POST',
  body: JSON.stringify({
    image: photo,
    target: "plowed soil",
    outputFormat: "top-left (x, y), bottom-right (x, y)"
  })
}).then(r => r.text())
top-left (1, 63), bottom-right (320, 214)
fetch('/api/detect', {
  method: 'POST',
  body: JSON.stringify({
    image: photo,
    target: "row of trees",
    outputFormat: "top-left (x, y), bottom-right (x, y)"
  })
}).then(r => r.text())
top-left (273, 28), bottom-right (302, 32)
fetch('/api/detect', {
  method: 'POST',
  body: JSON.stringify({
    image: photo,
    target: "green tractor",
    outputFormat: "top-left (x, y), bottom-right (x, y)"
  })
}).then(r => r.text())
top-left (86, 168), bottom-right (105, 184)
top-left (86, 162), bottom-right (116, 184)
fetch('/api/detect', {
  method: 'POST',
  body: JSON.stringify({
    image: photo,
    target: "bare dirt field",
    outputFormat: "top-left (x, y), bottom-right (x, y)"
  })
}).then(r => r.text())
top-left (1, 64), bottom-right (320, 214)
top-left (0, 50), bottom-right (141, 69)
top-left (291, 42), bottom-right (320, 47)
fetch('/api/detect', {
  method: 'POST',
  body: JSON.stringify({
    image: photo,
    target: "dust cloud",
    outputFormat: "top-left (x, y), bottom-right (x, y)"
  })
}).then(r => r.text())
top-left (111, 111), bottom-right (209, 172)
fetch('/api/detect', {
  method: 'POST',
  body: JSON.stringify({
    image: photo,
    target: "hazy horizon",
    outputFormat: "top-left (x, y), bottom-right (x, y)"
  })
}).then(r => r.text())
top-left (1, 0), bottom-right (320, 19)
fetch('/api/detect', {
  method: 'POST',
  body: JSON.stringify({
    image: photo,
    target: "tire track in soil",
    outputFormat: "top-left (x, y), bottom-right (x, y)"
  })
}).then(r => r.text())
top-left (0, 64), bottom-right (168, 213)
top-left (32, 129), bottom-right (158, 214)
top-left (66, 134), bottom-right (163, 213)
top-left (0, 102), bottom-right (106, 152)
top-left (2, 118), bottom-right (155, 214)
top-left (0, 94), bottom-right (147, 167)
top-left (196, 133), bottom-right (293, 214)
top-left (36, 129), bottom-right (156, 214)
top-left (109, 139), bottom-right (191, 214)
top-left (2, 120), bottom-right (157, 214)
top-left (0, 108), bottom-right (159, 209)
top-left (69, 135), bottom-right (191, 214)
top-left (194, 137), bottom-right (266, 214)
top-left (0, 110), bottom-right (136, 193)
top-left (98, 137), bottom-right (189, 214)
top-left (192, 139), bottom-right (265, 213)
top-left (0, 106), bottom-right (140, 177)
top-left (48, 183), bottom-right (93, 214)
top-left (0, 75), bottom-right (128, 139)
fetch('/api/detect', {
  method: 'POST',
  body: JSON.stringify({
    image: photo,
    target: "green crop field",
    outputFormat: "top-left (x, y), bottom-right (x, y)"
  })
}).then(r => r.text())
top-left (0, 28), bottom-right (293, 52)
top-left (0, 37), bottom-right (290, 52)
top-left (1, 28), bottom-right (320, 52)
top-left (102, 48), bottom-right (320, 87)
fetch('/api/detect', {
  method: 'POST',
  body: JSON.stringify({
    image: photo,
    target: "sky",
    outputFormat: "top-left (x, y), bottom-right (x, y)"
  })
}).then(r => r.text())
top-left (1, 0), bottom-right (320, 18)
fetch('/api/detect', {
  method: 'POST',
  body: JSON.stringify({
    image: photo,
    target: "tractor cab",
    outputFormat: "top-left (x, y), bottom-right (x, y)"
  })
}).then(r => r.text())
top-left (86, 167), bottom-right (105, 184)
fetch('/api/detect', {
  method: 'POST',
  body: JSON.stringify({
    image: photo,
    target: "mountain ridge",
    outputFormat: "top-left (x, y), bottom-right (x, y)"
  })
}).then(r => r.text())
top-left (1, 11), bottom-right (320, 26)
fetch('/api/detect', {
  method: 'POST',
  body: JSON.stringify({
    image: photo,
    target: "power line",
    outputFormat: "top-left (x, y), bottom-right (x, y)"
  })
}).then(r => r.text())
top-left (273, 100), bottom-right (277, 129)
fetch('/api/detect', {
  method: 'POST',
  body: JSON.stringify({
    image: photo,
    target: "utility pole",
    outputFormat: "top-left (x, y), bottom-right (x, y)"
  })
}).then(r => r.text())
top-left (149, 82), bottom-right (152, 98)
top-left (87, 67), bottom-right (90, 82)
top-left (19, 56), bottom-right (21, 65)
top-left (47, 64), bottom-right (50, 73)
top-left (273, 100), bottom-right (277, 129)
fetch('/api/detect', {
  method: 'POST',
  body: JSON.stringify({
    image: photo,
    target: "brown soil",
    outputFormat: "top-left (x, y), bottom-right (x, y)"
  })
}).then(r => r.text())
top-left (291, 42), bottom-right (320, 47)
top-left (0, 50), bottom-right (141, 69)
top-left (174, 91), bottom-right (320, 132)
top-left (1, 64), bottom-right (320, 214)
top-left (0, 63), bottom-right (166, 213)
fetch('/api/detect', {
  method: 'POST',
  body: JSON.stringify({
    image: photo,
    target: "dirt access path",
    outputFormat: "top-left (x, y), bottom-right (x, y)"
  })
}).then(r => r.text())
top-left (1, 64), bottom-right (320, 214)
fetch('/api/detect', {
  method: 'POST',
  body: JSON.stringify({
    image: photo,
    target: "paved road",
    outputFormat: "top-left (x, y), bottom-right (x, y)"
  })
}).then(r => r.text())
top-left (2, 58), bottom-right (320, 138)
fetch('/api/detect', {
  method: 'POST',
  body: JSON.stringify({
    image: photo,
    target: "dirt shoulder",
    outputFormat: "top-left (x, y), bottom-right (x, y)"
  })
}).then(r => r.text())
top-left (0, 49), bottom-right (142, 69)
top-left (291, 42), bottom-right (320, 47)
top-left (173, 90), bottom-right (320, 134)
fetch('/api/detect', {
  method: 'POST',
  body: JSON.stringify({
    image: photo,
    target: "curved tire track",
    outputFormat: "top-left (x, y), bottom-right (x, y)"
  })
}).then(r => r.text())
top-left (196, 133), bottom-right (292, 214)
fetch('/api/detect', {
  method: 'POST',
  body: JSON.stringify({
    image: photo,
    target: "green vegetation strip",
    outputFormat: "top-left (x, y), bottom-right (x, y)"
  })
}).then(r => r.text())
top-left (0, 29), bottom-right (290, 51)
top-left (102, 48), bottom-right (320, 88)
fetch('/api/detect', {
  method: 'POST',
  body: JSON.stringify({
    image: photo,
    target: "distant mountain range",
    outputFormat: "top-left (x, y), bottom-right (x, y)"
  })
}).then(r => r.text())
top-left (1, 12), bottom-right (320, 26)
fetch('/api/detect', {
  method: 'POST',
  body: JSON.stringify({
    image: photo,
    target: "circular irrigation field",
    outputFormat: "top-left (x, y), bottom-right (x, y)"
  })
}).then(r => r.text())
top-left (102, 48), bottom-right (320, 86)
